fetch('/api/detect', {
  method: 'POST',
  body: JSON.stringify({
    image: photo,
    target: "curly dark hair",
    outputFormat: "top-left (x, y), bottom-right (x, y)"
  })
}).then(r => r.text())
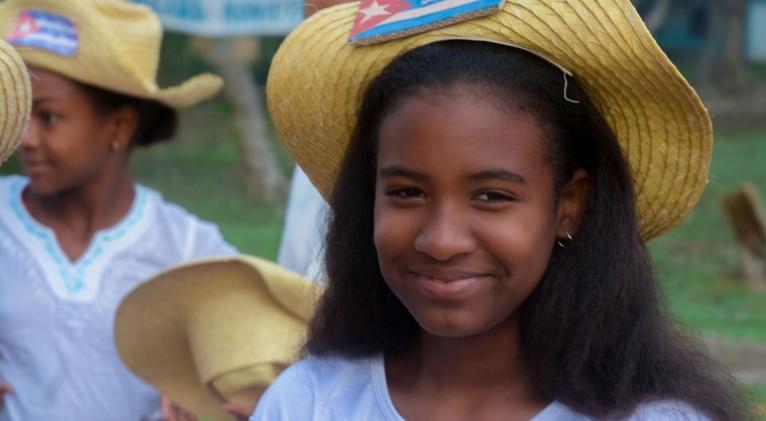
top-left (306, 41), bottom-right (746, 420)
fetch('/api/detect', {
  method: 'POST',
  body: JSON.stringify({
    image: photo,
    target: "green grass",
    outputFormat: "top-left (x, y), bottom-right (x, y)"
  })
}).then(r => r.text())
top-left (650, 131), bottom-right (766, 342)
top-left (130, 99), bottom-right (288, 260)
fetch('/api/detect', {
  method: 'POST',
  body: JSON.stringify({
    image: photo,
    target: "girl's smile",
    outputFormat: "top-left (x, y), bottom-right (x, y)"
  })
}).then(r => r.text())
top-left (405, 268), bottom-right (496, 301)
top-left (373, 83), bottom-right (580, 339)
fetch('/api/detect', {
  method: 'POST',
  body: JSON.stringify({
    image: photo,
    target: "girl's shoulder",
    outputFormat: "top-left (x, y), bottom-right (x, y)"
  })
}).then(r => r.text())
top-left (251, 354), bottom-right (386, 421)
top-left (137, 184), bottom-right (236, 258)
top-left (0, 173), bottom-right (23, 191)
top-left (624, 400), bottom-right (711, 421)
top-left (264, 354), bottom-right (379, 398)
top-left (537, 400), bottom-right (710, 421)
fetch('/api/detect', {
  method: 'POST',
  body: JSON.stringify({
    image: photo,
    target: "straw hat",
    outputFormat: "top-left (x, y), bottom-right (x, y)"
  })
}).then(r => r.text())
top-left (0, 0), bottom-right (222, 108)
top-left (114, 256), bottom-right (320, 421)
top-left (0, 39), bottom-right (30, 165)
top-left (267, 0), bottom-right (713, 240)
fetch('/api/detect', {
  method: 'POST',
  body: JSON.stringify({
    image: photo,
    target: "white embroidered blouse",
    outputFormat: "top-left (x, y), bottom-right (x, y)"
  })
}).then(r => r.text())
top-left (0, 175), bottom-right (237, 421)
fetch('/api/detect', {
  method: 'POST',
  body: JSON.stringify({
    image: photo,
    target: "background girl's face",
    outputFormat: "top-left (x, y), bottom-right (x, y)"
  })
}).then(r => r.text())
top-left (19, 67), bottom-right (124, 195)
top-left (373, 83), bottom-right (562, 339)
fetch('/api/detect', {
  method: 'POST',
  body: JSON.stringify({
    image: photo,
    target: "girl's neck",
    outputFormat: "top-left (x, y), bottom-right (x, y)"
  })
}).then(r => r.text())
top-left (22, 165), bottom-right (136, 260)
top-left (397, 316), bottom-right (530, 390)
top-left (386, 315), bottom-right (548, 420)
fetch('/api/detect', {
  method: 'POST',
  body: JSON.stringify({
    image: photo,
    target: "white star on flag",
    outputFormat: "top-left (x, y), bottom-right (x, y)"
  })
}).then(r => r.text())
top-left (20, 22), bottom-right (32, 33)
top-left (359, 0), bottom-right (391, 23)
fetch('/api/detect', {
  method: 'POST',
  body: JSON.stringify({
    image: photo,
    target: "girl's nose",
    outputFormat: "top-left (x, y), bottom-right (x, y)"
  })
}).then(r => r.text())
top-left (19, 118), bottom-right (40, 149)
top-left (414, 204), bottom-right (476, 261)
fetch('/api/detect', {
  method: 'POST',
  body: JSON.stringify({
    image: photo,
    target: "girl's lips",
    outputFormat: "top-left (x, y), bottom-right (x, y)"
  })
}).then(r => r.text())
top-left (413, 272), bottom-right (492, 300)
top-left (22, 160), bottom-right (51, 176)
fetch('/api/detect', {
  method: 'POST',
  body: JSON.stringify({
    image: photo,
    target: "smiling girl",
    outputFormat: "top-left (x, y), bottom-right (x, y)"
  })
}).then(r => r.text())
top-left (256, 1), bottom-right (746, 420)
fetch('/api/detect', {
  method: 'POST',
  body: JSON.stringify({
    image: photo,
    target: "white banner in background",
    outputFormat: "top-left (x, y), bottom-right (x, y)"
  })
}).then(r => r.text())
top-left (748, 2), bottom-right (766, 62)
top-left (133, 0), bottom-right (304, 37)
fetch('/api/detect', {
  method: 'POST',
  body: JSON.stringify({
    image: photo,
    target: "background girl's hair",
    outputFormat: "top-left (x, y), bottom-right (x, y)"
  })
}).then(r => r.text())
top-left (306, 41), bottom-right (746, 420)
top-left (78, 82), bottom-right (178, 147)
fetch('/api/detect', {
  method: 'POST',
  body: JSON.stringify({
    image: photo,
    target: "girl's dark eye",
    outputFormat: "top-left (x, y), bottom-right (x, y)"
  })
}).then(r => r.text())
top-left (386, 187), bottom-right (425, 199)
top-left (39, 112), bottom-right (60, 125)
top-left (475, 191), bottom-right (515, 203)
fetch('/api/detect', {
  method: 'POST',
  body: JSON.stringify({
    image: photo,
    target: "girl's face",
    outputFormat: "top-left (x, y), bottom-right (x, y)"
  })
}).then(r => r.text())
top-left (374, 84), bottom-right (584, 339)
top-left (19, 67), bottom-right (128, 195)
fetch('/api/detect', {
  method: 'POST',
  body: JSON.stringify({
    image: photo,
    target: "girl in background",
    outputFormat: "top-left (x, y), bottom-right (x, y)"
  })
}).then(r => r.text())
top-left (0, 1), bottom-right (235, 420)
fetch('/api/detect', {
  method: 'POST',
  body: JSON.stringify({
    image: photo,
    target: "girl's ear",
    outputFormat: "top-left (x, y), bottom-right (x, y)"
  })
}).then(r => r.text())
top-left (557, 169), bottom-right (590, 237)
top-left (108, 105), bottom-right (138, 151)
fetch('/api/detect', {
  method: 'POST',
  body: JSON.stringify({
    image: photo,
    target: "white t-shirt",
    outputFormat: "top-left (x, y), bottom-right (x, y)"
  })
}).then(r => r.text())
top-left (251, 355), bottom-right (711, 421)
top-left (0, 175), bottom-right (237, 421)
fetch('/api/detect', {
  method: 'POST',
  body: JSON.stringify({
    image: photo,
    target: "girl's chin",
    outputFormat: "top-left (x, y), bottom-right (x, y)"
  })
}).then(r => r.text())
top-left (415, 314), bottom-right (496, 339)
top-left (25, 178), bottom-right (66, 197)
top-left (413, 309), bottom-right (520, 340)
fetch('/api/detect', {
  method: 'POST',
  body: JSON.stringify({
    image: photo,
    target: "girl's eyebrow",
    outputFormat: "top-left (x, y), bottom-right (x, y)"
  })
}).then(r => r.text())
top-left (468, 169), bottom-right (527, 185)
top-left (32, 97), bottom-right (57, 106)
top-left (379, 166), bottom-right (526, 185)
top-left (379, 165), bottom-right (427, 180)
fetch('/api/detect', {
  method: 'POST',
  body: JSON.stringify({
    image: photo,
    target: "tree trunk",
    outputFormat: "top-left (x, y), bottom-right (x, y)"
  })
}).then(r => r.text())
top-left (697, 0), bottom-right (723, 86)
top-left (697, 0), bottom-right (748, 90)
top-left (720, 0), bottom-right (748, 90)
top-left (194, 37), bottom-right (287, 202)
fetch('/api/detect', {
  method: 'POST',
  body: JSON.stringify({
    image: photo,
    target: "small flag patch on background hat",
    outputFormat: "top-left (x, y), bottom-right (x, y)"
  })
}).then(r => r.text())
top-left (349, 0), bottom-right (505, 45)
top-left (7, 9), bottom-right (79, 57)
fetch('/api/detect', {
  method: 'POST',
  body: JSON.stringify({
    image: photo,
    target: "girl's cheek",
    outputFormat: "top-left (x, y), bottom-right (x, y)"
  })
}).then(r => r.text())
top-left (374, 206), bottom-right (418, 255)
top-left (374, 209), bottom-right (400, 251)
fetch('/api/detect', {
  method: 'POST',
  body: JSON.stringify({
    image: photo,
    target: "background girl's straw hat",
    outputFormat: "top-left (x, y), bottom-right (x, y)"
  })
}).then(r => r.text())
top-left (0, 0), bottom-right (222, 108)
top-left (114, 255), bottom-right (320, 421)
top-left (0, 39), bottom-right (30, 165)
top-left (267, 0), bottom-right (713, 240)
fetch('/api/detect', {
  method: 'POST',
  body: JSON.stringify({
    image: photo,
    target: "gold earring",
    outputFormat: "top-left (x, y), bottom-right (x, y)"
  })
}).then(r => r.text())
top-left (556, 232), bottom-right (573, 248)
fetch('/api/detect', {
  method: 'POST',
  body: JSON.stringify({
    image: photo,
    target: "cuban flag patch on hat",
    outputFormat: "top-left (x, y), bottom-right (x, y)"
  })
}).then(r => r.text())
top-left (6, 10), bottom-right (79, 57)
top-left (349, 0), bottom-right (505, 46)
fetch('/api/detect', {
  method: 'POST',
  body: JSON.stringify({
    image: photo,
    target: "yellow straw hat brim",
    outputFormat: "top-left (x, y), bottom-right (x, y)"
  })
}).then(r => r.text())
top-left (0, 0), bottom-right (222, 109)
top-left (267, 0), bottom-right (713, 240)
top-left (0, 39), bottom-right (30, 165)
top-left (114, 256), bottom-right (320, 421)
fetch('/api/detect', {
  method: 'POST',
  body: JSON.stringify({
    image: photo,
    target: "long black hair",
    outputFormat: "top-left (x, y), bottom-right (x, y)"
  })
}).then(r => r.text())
top-left (306, 41), bottom-right (745, 420)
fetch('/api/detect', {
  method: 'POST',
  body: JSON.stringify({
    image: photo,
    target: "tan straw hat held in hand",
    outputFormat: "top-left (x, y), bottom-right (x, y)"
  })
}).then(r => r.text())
top-left (0, 0), bottom-right (222, 108)
top-left (115, 256), bottom-right (320, 421)
top-left (0, 39), bottom-right (30, 165)
top-left (267, 0), bottom-right (713, 240)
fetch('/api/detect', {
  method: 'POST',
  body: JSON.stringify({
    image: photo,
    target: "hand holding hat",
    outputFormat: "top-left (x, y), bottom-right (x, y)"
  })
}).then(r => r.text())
top-left (0, 39), bottom-right (31, 165)
top-left (115, 256), bottom-right (321, 421)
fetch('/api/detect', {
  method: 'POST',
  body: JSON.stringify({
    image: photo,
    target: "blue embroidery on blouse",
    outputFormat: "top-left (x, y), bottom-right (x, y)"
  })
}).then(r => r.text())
top-left (8, 178), bottom-right (148, 294)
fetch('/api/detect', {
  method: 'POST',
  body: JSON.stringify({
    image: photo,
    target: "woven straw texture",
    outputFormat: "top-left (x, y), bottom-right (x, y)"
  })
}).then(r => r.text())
top-left (0, 0), bottom-right (222, 108)
top-left (0, 39), bottom-right (30, 165)
top-left (115, 256), bottom-right (319, 421)
top-left (267, 0), bottom-right (712, 240)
